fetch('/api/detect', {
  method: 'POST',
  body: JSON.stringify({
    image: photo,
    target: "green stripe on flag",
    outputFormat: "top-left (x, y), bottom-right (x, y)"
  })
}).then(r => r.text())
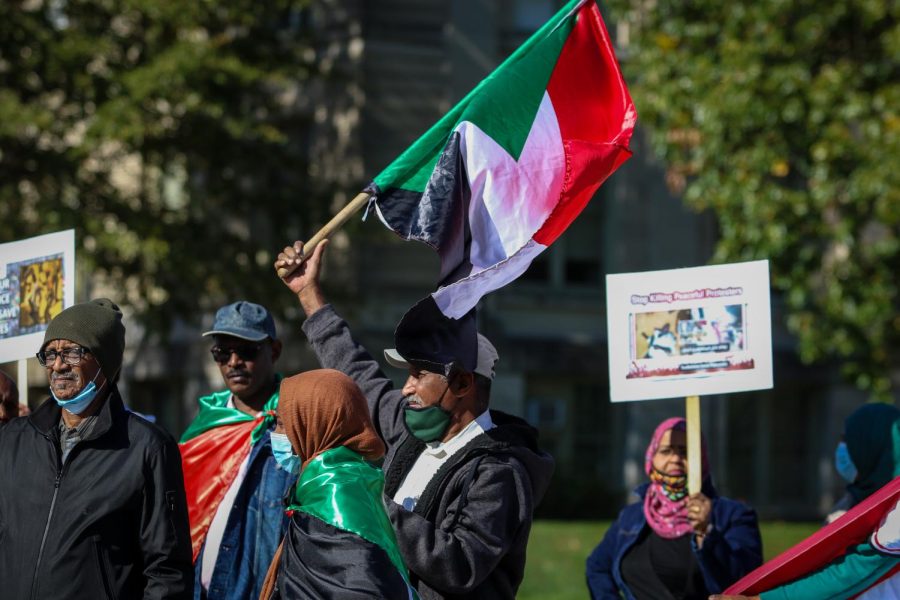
top-left (179, 377), bottom-right (281, 444)
top-left (372, 0), bottom-right (580, 194)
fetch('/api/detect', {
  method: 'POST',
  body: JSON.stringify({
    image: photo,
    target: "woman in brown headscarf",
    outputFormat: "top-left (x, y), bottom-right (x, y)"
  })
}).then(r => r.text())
top-left (259, 369), bottom-right (414, 600)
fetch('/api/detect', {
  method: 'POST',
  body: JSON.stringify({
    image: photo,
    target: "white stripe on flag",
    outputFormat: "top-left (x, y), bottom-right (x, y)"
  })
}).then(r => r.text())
top-left (458, 92), bottom-right (565, 265)
top-left (873, 498), bottom-right (900, 555)
top-left (433, 239), bottom-right (547, 319)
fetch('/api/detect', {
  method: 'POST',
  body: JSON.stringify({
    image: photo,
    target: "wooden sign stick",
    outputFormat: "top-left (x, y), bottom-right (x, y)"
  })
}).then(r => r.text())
top-left (18, 358), bottom-right (27, 408)
top-left (686, 395), bottom-right (701, 495)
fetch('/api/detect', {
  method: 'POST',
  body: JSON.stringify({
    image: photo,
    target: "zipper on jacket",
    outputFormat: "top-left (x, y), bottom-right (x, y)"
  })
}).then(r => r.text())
top-left (30, 448), bottom-right (64, 599)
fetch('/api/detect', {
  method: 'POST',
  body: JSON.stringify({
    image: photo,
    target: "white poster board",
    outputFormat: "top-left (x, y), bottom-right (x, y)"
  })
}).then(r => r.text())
top-left (0, 230), bottom-right (76, 363)
top-left (606, 260), bottom-right (772, 402)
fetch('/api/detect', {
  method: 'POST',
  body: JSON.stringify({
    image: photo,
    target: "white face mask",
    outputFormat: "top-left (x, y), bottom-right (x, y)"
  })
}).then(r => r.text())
top-left (270, 431), bottom-right (301, 475)
top-left (835, 441), bottom-right (858, 483)
top-left (51, 369), bottom-right (104, 415)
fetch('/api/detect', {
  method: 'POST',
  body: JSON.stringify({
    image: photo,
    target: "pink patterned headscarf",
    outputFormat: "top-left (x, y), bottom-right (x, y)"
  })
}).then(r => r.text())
top-left (642, 417), bottom-right (710, 539)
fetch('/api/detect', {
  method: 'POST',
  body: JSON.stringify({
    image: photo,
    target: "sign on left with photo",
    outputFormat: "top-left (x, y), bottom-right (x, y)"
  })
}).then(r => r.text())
top-left (0, 230), bottom-right (76, 363)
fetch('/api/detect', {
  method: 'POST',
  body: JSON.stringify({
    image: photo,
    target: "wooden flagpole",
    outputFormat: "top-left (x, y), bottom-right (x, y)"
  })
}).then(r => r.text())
top-left (277, 191), bottom-right (371, 278)
top-left (302, 191), bottom-right (372, 257)
top-left (17, 358), bottom-right (27, 409)
top-left (686, 395), bottom-right (701, 495)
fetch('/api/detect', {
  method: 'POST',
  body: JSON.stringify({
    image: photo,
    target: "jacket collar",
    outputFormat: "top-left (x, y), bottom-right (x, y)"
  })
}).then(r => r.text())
top-left (29, 386), bottom-right (124, 441)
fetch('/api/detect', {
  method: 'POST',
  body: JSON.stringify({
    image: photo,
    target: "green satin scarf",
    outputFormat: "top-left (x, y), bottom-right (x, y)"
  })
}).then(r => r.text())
top-left (286, 446), bottom-right (411, 587)
top-left (179, 375), bottom-right (281, 444)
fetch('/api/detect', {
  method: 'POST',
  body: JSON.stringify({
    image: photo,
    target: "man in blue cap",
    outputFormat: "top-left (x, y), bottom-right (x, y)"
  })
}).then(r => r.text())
top-left (179, 301), bottom-right (294, 600)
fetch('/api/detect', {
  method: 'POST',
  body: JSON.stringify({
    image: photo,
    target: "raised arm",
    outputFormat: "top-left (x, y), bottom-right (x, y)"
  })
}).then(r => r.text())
top-left (275, 240), bottom-right (407, 445)
top-left (274, 239), bottom-right (328, 318)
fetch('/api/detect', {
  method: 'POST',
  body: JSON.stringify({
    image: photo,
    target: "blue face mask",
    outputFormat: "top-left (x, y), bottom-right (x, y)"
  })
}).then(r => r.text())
top-left (270, 432), bottom-right (301, 475)
top-left (51, 369), bottom-right (104, 416)
top-left (835, 441), bottom-right (858, 483)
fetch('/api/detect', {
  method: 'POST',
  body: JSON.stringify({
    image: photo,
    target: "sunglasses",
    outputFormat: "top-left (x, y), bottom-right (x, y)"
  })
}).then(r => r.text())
top-left (36, 346), bottom-right (90, 367)
top-left (210, 343), bottom-right (262, 364)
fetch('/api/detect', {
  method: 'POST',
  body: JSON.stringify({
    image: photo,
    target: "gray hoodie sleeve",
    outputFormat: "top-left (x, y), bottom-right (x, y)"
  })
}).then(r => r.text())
top-left (301, 304), bottom-right (407, 446)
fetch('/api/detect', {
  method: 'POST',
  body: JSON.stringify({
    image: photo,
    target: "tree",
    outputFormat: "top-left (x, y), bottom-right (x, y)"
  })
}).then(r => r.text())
top-left (0, 0), bottom-right (364, 332)
top-left (607, 0), bottom-right (900, 398)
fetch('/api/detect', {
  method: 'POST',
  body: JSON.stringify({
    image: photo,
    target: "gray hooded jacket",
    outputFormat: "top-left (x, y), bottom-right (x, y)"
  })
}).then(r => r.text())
top-left (302, 305), bottom-right (554, 599)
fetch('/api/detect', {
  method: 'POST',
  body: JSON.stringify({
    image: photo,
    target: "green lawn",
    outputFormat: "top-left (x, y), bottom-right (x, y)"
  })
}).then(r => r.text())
top-left (518, 520), bottom-right (820, 600)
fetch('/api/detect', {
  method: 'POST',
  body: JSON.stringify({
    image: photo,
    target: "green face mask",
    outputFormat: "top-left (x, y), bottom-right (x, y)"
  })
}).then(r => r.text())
top-left (403, 404), bottom-right (452, 443)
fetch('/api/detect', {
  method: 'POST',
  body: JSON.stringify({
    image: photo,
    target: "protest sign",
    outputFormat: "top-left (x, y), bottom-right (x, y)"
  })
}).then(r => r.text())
top-left (606, 260), bottom-right (773, 403)
top-left (0, 230), bottom-right (76, 364)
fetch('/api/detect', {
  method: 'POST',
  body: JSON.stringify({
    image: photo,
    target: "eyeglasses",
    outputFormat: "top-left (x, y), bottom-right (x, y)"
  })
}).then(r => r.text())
top-left (210, 343), bottom-right (262, 364)
top-left (36, 346), bottom-right (90, 367)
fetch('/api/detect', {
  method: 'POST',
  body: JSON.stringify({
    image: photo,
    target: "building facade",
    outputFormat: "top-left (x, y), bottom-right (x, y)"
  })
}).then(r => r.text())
top-left (8, 0), bottom-right (872, 519)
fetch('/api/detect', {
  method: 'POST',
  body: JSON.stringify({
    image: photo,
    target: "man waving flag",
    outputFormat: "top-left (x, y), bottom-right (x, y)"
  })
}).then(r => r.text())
top-left (366, 0), bottom-right (635, 320)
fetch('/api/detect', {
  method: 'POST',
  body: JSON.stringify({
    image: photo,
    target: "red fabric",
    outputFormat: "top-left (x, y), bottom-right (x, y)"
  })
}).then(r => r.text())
top-left (178, 418), bottom-right (259, 563)
top-left (726, 475), bottom-right (900, 595)
top-left (534, 0), bottom-right (635, 246)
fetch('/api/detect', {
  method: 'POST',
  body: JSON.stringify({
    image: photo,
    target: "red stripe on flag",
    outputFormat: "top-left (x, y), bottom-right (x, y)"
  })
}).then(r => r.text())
top-left (179, 418), bottom-right (258, 563)
top-left (726, 476), bottom-right (900, 595)
top-left (535, 0), bottom-right (635, 247)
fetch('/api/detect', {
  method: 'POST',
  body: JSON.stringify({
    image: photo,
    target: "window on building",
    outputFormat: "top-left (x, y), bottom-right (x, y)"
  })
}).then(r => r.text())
top-left (526, 395), bottom-right (567, 431)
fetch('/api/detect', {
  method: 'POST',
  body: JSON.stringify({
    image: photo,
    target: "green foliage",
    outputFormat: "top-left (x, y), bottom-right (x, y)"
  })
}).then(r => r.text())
top-left (0, 0), bottom-right (360, 332)
top-left (607, 0), bottom-right (900, 398)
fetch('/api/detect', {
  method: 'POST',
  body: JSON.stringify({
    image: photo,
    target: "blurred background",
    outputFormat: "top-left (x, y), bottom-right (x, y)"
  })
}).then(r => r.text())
top-left (1, 0), bottom-right (897, 537)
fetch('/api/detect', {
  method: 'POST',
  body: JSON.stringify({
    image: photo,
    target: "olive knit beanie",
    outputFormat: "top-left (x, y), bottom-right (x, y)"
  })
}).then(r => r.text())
top-left (42, 298), bottom-right (125, 381)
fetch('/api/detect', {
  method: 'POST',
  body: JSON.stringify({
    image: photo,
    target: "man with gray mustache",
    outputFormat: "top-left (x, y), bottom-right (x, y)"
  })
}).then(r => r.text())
top-left (276, 240), bottom-right (555, 600)
top-left (0, 298), bottom-right (193, 599)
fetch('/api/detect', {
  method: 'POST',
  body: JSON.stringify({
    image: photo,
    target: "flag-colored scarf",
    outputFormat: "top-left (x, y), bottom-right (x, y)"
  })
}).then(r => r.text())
top-left (179, 381), bottom-right (280, 562)
top-left (259, 370), bottom-right (396, 600)
top-left (286, 447), bottom-right (409, 583)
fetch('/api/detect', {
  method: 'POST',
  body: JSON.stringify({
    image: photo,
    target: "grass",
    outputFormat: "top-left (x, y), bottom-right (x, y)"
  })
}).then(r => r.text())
top-left (518, 520), bottom-right (820, 600)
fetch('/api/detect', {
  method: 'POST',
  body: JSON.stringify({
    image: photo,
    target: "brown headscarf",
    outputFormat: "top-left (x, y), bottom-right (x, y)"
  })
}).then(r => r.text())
top-left (279, 368), bottom-right (385, 468)
top-left (259, 369), bottom-right (386, 600)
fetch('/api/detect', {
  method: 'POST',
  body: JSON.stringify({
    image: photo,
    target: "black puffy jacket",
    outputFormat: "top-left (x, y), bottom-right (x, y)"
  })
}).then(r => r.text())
top-left (0, 390), bottom-right (193, 599)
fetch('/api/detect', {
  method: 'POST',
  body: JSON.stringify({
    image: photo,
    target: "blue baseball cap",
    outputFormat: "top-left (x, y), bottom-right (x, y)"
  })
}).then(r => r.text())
top-left (202, 301), bottom-right (277, 342)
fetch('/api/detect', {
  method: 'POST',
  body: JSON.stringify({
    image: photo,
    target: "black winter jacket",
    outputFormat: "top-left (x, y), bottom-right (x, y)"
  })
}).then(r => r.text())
top-left (302, 305), bottom-right (555, 599)
top-left (0, 390), bottom-right (193, 600)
